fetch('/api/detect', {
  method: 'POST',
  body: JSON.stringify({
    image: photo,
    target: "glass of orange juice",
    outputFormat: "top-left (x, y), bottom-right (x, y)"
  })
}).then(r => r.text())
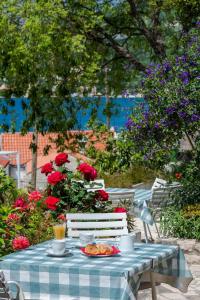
top-left (53, 223), bottom-right (66, 240)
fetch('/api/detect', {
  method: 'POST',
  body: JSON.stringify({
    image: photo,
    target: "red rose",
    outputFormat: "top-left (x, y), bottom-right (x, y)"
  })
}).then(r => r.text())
top-left (45, 196), bottom-right (60, 210)
top-left (175, 172), bottom-right (182, 180)
top-left (12, 236), bottom-right (30, 250)
top-left (13, 198), bottom-right (28, 211)
top-left (95, 190), bottom-right (109, 201)
top-left (47, 171), bottom-right (66, 185)
top-left (55, 153), bottom-right (69, 166)
top-left (114, 207), bottom-right (127, 213)
top-left (77, 163), bottom-right (97, 181)
top-left (41, 162), bottom-right (54, 175)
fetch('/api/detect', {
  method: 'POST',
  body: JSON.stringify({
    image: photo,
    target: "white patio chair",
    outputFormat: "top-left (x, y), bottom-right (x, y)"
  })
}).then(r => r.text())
top-left (72, 179), bottom-right (105, 192)
top-left (142, 178), bottom-right (179, 241)
top-left (107, 191), bottom-right (135, 208)
top-left (66, 213), bottom-right (128, 238)
top-left (151, 177), bottom-right (167, 190)
top-left (84, 179), bottom-right (105, 192)
top-left (147, 184), bottom-right (181, 240)
top-left (0, 270), bottom-right (25, 300)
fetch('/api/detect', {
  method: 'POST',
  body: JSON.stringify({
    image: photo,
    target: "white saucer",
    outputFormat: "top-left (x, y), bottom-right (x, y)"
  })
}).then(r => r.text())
top-left (46, 249), bottom-right (71, 257)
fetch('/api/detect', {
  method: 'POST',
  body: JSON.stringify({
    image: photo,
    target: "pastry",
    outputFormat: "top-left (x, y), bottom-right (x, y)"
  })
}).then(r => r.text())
top-left (98, 244), bottom-right (113, 255)
top-left (85, 244), bottom-right (99, 255)
top-left (84, 243), bottom-right (113, 255)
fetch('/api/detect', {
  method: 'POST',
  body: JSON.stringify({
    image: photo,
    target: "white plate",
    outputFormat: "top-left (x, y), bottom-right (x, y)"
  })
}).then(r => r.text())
top-left (46, 249), bottom-right (71, 257)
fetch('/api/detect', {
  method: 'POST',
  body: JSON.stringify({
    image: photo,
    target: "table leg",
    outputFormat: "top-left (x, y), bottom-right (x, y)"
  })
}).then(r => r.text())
top-left (150, 272), bottom-right (157, 300)
top-left (147, 224), bottom-right (153, 241)
top-left (143, 222), bottom-right (149, 243)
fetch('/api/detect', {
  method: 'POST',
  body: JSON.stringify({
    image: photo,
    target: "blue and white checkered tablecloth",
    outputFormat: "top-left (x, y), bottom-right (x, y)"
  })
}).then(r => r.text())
top-left (106, 188), bottom-right (153, 225)
top-left (0, 239), bottom-right (192, 300)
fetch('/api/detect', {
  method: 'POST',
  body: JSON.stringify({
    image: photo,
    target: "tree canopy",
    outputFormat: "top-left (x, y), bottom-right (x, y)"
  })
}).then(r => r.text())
top-left (0, 0), bottom-right (100, 134)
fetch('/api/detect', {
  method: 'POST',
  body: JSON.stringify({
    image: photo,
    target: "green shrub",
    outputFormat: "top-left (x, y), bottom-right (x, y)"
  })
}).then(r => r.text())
top-left (160, 206), bottom-right (200, 240)
top-left (170, 138), bottom-right (200, 208)
top-left (0, 168), bottom-right (18, 205)
top-left (102, 166), bottom-right (157, 188)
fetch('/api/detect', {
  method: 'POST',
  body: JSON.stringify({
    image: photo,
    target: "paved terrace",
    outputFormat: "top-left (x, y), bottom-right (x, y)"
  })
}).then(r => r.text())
top-left (135, 218), bottom-right (200, 300)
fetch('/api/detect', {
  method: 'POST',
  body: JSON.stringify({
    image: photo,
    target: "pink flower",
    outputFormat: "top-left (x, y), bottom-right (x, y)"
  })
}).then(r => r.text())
top-left (28, 190), bottom-right (42, 202)
top-left (12, 236), bottom-right (30, 250)
top-left (114, 207), bottom-right (127, 213)
top-left (6, 213), bottom-right (20, 223)
top-left (13, 198), bottom-right (28, 211)
top-left (55, 153), bottom-right (70, 166)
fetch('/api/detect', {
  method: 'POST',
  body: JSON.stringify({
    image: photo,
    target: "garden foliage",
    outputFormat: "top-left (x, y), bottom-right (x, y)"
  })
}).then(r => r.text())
top-left (126, 23), bottom-right (200, 167)
top-left (0, 168), bottom-right (18, 204)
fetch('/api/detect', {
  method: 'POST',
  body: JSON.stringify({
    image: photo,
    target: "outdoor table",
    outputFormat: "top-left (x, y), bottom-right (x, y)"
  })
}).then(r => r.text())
top-left (0, 239), bottom-right (192, 300)
top-left (106, 188), bottom-right (153, 225)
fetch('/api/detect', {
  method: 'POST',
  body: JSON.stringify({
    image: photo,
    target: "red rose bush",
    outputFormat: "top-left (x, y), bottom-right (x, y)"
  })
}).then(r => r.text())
top-left (39, 153), bottom-right (111, 217)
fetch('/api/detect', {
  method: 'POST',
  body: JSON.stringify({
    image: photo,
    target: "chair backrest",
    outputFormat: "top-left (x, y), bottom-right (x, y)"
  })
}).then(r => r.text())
top-left (0, 271), bottom-right (13, 300)
top-left (151, 185), bottom-right (179, 209)
top-left (85, 179), bottom-right (105, 192)
top-left (151, 177), bottom-right (167, 190)
top-left (66, 213), bottom-right (128, 238)
top-left (72, 179), bottom-right (105, 192)
top-left (107, 191), bottom-right (135, 207)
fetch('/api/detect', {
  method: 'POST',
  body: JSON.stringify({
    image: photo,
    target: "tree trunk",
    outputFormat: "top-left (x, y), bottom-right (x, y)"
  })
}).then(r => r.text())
top-left (31, 130), bottom-right (38, 190)
top-left (104, 67), bottom-right (111, 129)
top-left (185, 131), bottom-right (195, 150)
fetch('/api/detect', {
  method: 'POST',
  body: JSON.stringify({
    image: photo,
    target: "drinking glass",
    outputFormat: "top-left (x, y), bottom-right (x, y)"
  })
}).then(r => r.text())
top-left (53, 224), bottom-right (66, 240)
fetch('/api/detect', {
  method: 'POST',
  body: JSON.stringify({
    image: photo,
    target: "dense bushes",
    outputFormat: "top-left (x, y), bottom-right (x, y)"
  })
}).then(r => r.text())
top-left (0, 168), bottom-right (18, 204)
top-left (160, 207), bottom-right (200, 240)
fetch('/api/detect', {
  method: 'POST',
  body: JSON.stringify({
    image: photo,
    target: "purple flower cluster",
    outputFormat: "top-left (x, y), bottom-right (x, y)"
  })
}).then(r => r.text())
top-left (163, 62), bottom-right (171, 73)
top-left (181, 99), bottom-right (190, 107)
top-left (196, 21), bottom-right (200, 28)
top-left (165, 106), bottom-right (176, 115)
top-left (125, 118), bottom-right (135, 130)
top-left (191, 114), bottom-right (200, 122)
top-left (179, 71), bottom-right (190, 84)
top-left (178, 111), bottom-right (187, 119)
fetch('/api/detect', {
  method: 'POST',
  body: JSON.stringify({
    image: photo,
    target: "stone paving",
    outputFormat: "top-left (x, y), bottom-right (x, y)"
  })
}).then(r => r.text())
top-left (135, 218), bottom-right (200, 300)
